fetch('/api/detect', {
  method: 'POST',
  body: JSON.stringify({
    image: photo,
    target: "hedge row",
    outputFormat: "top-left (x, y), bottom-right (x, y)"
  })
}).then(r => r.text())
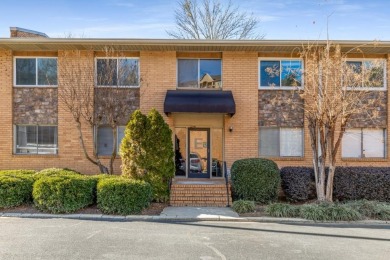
top-left (0, 169), bottom-right (152, 214)
top-left (280, 167), bottom-right (390, 202)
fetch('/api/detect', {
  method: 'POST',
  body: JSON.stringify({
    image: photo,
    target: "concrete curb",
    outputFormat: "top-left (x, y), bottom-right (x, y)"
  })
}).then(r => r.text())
top-left (0, 212), bottom-right (389, 225)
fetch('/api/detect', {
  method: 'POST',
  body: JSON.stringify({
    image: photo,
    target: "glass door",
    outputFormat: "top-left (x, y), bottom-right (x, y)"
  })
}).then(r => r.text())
top-left (188, 128), bottom-right (210, 178)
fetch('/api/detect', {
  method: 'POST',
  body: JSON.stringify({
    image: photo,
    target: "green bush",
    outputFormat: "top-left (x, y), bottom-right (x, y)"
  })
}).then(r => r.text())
top-left (0, 171), bottom-right (35, 208)
top-left (232, 200), bottom-right (256, 214)
top-left (34, 168), bottom-right (80, 180)
top-left (97, 178), bottom-right (152, 215)
top-left (231, 158), bottom-right (280, 203)
top-left (33, 175), bottom-right (95, 213)
top-left (266, 203), bottom-right (300, 218)
top-left (121, 109), bottom-right (174, 202)
top-left (300, 203), bottom-right (362, 221)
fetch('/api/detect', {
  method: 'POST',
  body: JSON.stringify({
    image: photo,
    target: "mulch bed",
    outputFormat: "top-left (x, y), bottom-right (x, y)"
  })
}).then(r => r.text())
top-left (0, 202), bottom-right (168, 216)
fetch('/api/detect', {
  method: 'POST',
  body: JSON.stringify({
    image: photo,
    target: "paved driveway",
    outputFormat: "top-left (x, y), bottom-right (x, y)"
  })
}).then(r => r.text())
top-left (0, 218), bottom-right (389, 259)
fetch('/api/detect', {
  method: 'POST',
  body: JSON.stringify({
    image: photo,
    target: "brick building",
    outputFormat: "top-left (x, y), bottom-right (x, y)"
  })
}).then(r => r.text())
top-left (1, 27), bottom-right (389, 179)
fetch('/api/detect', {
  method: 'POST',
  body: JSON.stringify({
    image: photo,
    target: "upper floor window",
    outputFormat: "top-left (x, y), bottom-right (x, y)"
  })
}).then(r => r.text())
top-left (259, 59), bottom-right (302, 88)
top-left (178, 59), bottom-right (222, 89)
top-left (346, 59), bottom-right (386, 89)
top-left (15, 125), bottom-right (58, 154)
top-left (14, 57), bottom-right (57, 86)
top-left (96, 58), bottom-right (139, 87)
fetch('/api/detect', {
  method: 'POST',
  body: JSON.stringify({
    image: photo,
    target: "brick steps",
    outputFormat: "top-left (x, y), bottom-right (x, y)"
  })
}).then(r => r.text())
top-left (170, 180), bottom-right (232, 207)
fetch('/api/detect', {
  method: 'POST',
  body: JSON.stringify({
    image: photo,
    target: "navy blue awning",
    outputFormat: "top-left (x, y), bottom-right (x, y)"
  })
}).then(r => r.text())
top-left (164, 90), bottom-right (235, 116)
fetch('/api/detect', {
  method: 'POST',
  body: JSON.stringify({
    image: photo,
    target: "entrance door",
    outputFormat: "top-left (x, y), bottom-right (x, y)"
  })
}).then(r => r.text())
top-left (188, 128), bottom-right (210, 178)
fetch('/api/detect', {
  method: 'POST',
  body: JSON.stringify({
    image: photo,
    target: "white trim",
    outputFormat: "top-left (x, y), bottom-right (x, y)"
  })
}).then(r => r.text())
top-left (94, 57), bottom-right (140, 88)
top-left (345, 58), bottom-right (387, 91)
top-left (258, 58), bottom-right (304, 90)
top-left (176, 58), bottom-right (223, 90)
top-left (13, 57), bottom-right (58, 87)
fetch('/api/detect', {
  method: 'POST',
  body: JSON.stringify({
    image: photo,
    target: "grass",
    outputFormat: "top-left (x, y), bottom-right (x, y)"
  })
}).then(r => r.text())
top-left (264, 200), bottom-right (390, 221)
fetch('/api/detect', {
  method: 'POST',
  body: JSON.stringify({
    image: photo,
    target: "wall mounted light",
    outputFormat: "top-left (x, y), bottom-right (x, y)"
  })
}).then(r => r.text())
top-left (229, 126), bottom-right (233, 132)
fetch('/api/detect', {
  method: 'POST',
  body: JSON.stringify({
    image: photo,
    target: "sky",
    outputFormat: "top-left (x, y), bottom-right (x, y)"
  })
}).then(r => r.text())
top-left (0, 0), bottom-right (389, 40)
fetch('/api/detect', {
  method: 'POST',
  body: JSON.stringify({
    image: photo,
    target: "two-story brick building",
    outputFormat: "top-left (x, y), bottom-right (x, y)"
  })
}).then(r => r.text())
top-left (1, 28), bottom-right (389, 181)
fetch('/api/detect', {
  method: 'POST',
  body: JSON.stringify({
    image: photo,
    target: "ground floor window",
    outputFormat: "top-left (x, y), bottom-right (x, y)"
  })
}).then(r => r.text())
top-left (259, 127), bottom-right (303, 157)
top-left (342, 128), bottom-right (386, 158)
top-left (15, 125), bottom-right (58, 154)
top-left (97, 126), bottom-right (126, 156)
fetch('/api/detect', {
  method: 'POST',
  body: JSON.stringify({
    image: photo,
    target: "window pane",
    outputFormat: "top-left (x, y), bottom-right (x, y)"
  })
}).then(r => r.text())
top-left (178, 59), bottom-right (198, 88)
top-left (97, 59), bottom-right (117, 86)
top-left (342, 129), bottom-right (362, 158)
top-left (364, 60), bottom-right (384, 88)
top-left (347, 61), bottom-right (362, 74)
top-left (38, 58), bottom-right (57, 85)
top-left (260, 61), bottom-right (280, 87)
top-left (175, 128), bottom-right (186, 176)
top-left (259, 128), bottom-right (279, 157)
top-left (199, 59), bottom-right (222, 89)
top-left (16, 58), bottom-right (36, 85)
top-left (37, 126), bottom-right (58, 154)
top-left (98, 127), bottom-right (113, 155)
top-left (117, 126), bottom-right (126, 153)
top-left (119, 59), bottom-right (139, 86)
top-left (211, 129), bottom-right (223, 177)
top-left (281, 60), bottom-right (302, 87)
top-left (16, 125), bottom-right (37, 154)
top-left (363, 129), bottom-right (385, 158)
top-left (280, 128), bottom-right (303, 156)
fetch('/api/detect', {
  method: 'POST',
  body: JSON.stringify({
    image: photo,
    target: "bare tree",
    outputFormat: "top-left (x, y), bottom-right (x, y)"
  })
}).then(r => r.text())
top-left (293, 41), bottom-right (385, 201)
top-left (58, 48), bottom-right (141, 174)
top-left (167, 0), bottom-right (261, 39)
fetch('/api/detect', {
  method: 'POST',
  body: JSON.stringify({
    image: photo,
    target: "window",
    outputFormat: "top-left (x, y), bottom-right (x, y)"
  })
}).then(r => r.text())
top-left (259, 127), bottom-right (303, 157)
top-left (97, 126), bottom-right (126, 155)
top-left (15, 125), bottom-right (58, 154)
top-left (342, 128), bottom-right (386, 158)
top-left (259, 59), bottom-right (302, 88)
top-left (96, 58), bottom-right (139, 87)
top-left (178, 59), bottom-right (222, 89)
top-left (15, 57), bottom-right (57, 86)
top-left (346, 60), bottom-right (386, 89)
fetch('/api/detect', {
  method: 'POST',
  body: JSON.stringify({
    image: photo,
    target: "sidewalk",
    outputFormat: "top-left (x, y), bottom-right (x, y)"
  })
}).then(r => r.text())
top-left (0, 207), bottom-right (389, 225)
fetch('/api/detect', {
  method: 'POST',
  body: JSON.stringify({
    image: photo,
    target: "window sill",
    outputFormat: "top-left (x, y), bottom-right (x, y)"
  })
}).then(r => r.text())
top-left (261, 156), bottom-right (305, 161)
top-left (258, 87), bottom-right (303, 90)
top-left (13, 154), bottom-right (59, 158)
top-left (13, 85), bottom-right (58, 88)
top-left (341, 157), bottom-right (387, 162)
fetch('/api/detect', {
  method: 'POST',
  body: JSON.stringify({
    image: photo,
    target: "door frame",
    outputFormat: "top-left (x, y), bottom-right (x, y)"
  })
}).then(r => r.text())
top-left (187, 128), bottom-right (210, 178)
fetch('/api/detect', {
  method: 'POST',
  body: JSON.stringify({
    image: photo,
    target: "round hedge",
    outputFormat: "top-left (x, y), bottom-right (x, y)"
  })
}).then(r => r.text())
top-left (0, 172), bottom-right (35, 208)
top-left (33, 168), bottom-right (81, 180)
top-left (231, 158), bottom-right (280, 203)
top-left (33, 175), bottom-right (95, 213)
top-left (97, 178), bottom-right (152, 215)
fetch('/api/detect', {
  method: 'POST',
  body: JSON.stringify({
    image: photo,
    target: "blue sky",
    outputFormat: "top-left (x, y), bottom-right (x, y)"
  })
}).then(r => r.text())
top-left (1, 0), bottom-right (389, 40)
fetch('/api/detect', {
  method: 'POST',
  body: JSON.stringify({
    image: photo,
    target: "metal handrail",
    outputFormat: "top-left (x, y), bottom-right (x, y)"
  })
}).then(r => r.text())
top-left (223, 161), bottom-right (230, 207)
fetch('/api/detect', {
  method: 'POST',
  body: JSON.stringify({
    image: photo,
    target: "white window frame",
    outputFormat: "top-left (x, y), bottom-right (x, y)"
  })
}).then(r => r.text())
top-left (176, 58), bottom-right (223, 89)
top-left (342, 128), bottom-right (387, 158)
top-left (259, 58), bottom-right (304, 90)
top-left (14, 57), bottom-right (58, 87)
top-left (14, 124), bottom-right (58, 155)
top-left (95, 125), bottom-right (126, 156)
top-left (345, 58), bottom-right (387, 91)
top-left (259, 127), bottom-right (304, 158)
top-left (95, 57), bottom-right (140, 88)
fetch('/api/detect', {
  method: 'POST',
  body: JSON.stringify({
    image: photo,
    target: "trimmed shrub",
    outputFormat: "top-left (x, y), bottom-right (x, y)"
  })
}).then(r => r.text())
top-left (333, 167), bottom-right (390, 202)
top-left (266, 203), bottom-right (300, 218)
top-left (280, 167), bottom-right (316, 201)
top-left (232, 200), bottom-right (255, 214)
top-left (231, 158), bottom-right (280, 203)
top-left (97, 178), bottom-right (152, 215)
top-left (34, 168), bottom-right (81, 180)
top-left (33, 175), bottom-right (95, 213)
top-left (300, 203), bottom-right (362, 221)
top-left (0, 171), bottom-right (35, 208)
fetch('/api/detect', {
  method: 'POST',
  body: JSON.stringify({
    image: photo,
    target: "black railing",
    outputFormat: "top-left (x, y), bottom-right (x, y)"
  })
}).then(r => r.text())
top-left (223, 161), bottom-right (230, 207)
